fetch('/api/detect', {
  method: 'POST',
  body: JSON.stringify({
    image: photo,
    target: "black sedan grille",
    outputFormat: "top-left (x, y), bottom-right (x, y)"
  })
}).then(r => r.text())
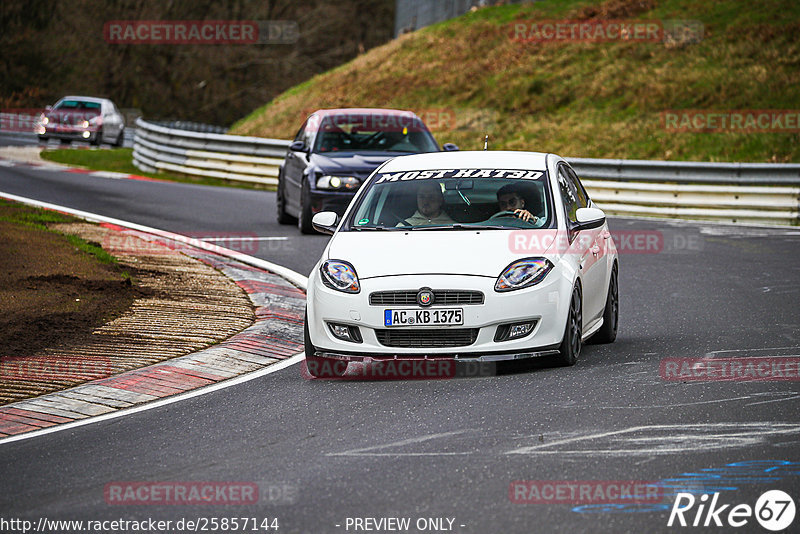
top-left (369, 290), bottom-right (484, 306)
top-left (375, 328), bottom-right (479, 348)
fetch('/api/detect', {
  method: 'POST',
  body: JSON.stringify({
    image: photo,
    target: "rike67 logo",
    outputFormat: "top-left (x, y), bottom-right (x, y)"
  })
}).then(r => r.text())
top-left (668, 490), bottom-right (795, 531)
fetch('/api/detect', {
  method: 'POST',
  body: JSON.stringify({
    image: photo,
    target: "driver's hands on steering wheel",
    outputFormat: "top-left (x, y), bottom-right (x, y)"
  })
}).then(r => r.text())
top-left (512, 209), bottom-right (537, 222)
top-left (491, 209), bottom-right (538, 222)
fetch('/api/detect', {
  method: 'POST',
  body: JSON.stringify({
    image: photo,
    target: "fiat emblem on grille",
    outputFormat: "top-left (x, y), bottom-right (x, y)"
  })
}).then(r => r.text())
top-left (417, 287), bottom-right (434, 307)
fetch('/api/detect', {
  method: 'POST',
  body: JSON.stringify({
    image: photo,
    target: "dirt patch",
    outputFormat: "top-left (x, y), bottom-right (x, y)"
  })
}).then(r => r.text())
top-left (0, 213), bottom-right (143, 358)
top-left (0, 202), bottom-right (255, 404)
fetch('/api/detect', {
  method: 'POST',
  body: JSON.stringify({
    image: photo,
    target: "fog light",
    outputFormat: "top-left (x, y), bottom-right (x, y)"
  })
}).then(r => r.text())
top-left (327, 322), bottom-right (363, 343)
top-left (494, 320), bottom-right (537, 342)
top-left (82, 131), bottom-right (91, 139)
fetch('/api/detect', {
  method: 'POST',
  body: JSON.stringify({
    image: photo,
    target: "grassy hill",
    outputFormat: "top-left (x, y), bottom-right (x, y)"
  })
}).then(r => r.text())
top-left (230, 0), bottom-right (800, 163)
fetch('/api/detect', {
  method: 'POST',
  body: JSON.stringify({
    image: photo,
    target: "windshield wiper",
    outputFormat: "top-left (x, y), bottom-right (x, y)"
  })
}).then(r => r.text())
top-left (408, 224), bottom-right (513, 231)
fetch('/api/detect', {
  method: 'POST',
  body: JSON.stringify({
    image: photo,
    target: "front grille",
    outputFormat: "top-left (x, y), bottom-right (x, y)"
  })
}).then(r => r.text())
top-left (375, 328), bottom-right (479, 348)
top-left (370, 290), bottom-right (484, 306)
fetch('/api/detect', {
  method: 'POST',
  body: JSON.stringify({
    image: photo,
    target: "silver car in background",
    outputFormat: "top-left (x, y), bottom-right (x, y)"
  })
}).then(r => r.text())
top-left (36, 96), bottom-right (125, 146)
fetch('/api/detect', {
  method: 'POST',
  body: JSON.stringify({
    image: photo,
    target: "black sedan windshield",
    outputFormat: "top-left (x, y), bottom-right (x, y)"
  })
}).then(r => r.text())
top-left (312, 114), bottom-right (439, 153)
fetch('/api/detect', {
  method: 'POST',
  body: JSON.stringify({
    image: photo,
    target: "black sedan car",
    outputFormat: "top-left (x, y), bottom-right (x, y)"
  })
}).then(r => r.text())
top-left (276, 108), bottom-right (457, 233)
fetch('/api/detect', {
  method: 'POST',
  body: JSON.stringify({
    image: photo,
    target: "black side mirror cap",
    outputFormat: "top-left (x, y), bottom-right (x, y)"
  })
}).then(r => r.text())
top-left (442, 143), bottom-right (459, 152)
top-left (289, 140), bottom-right (308, 152)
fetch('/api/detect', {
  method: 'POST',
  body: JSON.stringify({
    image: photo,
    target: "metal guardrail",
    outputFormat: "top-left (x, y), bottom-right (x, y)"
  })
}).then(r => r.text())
top-left (133, 118), bottom-right (289, 186)
top-left (133, 118), bottom-right (799, 225)
top-left (567, 158), bottom-right (800, 225)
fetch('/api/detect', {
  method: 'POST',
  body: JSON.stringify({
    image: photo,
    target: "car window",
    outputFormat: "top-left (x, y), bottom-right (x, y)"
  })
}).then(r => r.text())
top-left (557, 164), bottom-right (588, 224)
top-left (311, 114), bottom-right (439, 154)
top-left (55, 100), bottom-right (101, 111)
top-left (345, 168), bottom-right (554, 231)
top-left (293, 120), bottom-right (306, 143)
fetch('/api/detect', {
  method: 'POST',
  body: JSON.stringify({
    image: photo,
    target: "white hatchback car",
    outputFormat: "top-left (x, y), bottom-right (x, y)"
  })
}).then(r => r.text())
top-left (305, 151), bottom-right (618, 377)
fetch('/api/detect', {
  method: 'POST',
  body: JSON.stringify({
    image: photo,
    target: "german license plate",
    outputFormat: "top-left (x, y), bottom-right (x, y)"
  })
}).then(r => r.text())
top-left (384, 308), bottom-right (463, 327)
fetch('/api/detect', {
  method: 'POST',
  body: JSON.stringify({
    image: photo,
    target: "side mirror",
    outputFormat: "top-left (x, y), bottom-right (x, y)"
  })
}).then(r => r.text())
top-left (289, 140), bottom-right (308, 152)
top-left (442, 143), bottom-right (459, 152)
top-left (312, 211), bottom-right (339, 235)
top-left (574, 207), bottom-right (606, 230)
top-left (45, 105), bottom-right (52, 111)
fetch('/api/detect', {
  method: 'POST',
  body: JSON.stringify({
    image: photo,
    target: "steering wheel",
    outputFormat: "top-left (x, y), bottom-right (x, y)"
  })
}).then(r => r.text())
top-left (488, 210), bottom-right (521, 220)
top-left (382, 209), bottom-right (412, 227)
top-left (361, 130), bottom-right (385, 148)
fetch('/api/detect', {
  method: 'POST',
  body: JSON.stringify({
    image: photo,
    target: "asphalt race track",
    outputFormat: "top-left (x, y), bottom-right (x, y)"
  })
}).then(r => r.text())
top-left (1, 157), bottom-right (799, 533)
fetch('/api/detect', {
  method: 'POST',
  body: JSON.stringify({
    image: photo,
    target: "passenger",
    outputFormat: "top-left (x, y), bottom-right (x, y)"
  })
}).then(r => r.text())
top-left (495, 184), bottom-right (538, 222)
top-left (400, 181), bottom-right (454, 226)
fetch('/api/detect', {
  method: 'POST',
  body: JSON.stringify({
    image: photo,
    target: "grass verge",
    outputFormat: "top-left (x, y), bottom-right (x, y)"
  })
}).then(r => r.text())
top-left (0, 198), bottom-right (118, 266)
top-left (230, 0), bottom-right (800, 162)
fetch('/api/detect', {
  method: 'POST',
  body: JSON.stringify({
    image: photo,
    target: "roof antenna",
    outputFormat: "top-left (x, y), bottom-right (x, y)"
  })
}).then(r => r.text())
top-left (483, 134), bottom-right (489, 150)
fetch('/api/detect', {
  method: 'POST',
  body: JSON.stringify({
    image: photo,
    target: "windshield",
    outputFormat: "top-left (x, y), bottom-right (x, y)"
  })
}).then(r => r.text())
top-left (54, 100), bottom-right (101, 111)
top-left (311, 113), bottom-right (439, 154)
top-left (344, 168), bottom-right (554, 231)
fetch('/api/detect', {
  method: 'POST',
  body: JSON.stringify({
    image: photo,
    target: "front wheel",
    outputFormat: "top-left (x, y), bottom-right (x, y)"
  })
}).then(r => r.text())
top-left (276, 173), bottom-right (296, 225)
top-left (297, 178), bottom-right (315, 234)
top-left (588, 264), bottom-right (618, 344)
top-left (91, 130), bottom-right (103, 146)
top-left (554, 285), bottom-right (582, 366)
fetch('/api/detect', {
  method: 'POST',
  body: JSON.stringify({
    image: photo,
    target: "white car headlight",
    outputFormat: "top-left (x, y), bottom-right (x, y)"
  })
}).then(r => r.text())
top-left (320, 260), bottom-right (360, 293)
top-left (495, 258), bottom-right (553, 292)
top-left (317, 175), bottom-right (360, 190)
top-left (41, 116), bottom-right (49, 125)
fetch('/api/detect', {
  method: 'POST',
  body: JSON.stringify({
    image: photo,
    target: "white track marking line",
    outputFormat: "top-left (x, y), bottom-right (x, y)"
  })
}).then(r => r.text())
top-left (327, 430), bottom-right (473, 457)
top-left (200, 236), bottom-right (289, 241)
top-left (0, 191), bottom-right (308, 446)
top-left (0, 191), bottom-right (308, 288)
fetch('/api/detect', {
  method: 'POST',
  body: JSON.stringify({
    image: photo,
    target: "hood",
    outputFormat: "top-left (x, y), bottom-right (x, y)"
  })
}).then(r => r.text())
top-left (326, 230), bottom-right (555, 279)
top-left (46, 108), bottom-right (100, 125)
top-left (310, 152), bottom-right (401, 179)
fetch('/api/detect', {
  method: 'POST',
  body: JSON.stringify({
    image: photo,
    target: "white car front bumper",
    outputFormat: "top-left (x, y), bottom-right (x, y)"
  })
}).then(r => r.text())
top-left (307, 269), bottom-right (573, 361)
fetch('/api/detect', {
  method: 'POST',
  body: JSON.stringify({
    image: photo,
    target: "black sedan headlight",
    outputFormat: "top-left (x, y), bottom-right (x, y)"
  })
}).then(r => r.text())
top-left (317, 175), bottom-right (360, 190)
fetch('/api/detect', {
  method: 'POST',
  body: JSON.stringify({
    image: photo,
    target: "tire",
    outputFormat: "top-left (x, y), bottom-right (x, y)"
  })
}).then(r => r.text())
top-left (38, 136), bottom-right (49, 143)
top-left (555, 285), bottom-right (582, 366)
top-left (297, 178), bottom-right (315, 234)
top-left (588, 264), bottom-right (618, 344)
top-left (91, 130), bottom-right (103, 146)
top-left (60, 138), bottom-right (71, 145)
top-left (276, 172), bottom-right (296, 225)
top-left (304, 312), bottom-right (347, 378)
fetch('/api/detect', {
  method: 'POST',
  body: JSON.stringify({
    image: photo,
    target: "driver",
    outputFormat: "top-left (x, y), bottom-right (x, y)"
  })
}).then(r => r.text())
top-left (496, 184), bottom-right (538, 223)
top-left (399, 181), bottom-right (454, 226)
